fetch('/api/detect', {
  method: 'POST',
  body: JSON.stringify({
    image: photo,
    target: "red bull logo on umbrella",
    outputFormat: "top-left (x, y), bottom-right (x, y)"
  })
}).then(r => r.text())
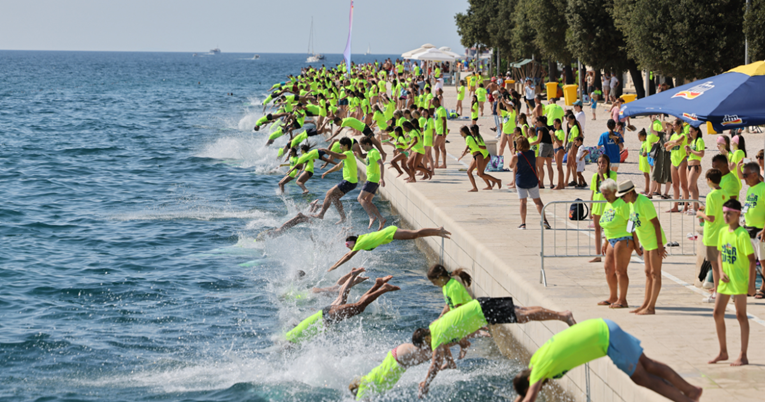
top-left (672, 81), bottom-right (715, 100)
top-left (682, 113), bottom-right (699, 121)
top-left (721, 114), bottom-right (743, 126)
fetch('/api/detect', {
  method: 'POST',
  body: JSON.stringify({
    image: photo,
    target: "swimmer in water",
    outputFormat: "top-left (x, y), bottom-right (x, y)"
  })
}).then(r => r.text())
top-left (310, 268), bottom-right (369, 295)
top-left (328, 226), bottom-right (451, 272)
top-left (413, 297), bottom-right (575, 398)
top-left (257, 200), bottom-right (321, 239)
top-left (285, 143), bottom-right (338, 194)
top-left (348, 340), bottom-right (465, 401)
top-left (285, 268), bottom-right (400, 344)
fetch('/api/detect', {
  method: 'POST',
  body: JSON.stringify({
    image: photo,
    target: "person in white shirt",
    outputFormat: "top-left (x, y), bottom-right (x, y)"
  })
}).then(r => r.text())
top-left (610, 75), bottom-right (620, 103)
top-left (524, 79), bottom-right (536, 113)
top-left (573, 100), bottom-right (586, 133)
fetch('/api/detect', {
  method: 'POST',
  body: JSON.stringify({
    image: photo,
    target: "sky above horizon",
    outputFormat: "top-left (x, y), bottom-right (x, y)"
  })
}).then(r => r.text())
top-left (0, 0), bottom-right (469, 55)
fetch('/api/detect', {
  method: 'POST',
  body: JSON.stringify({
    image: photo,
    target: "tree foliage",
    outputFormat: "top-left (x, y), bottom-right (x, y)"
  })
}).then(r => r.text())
top-left (525, 0), bottom-right (573, 63)
top-left (613, 0), bottom-right (746, 78)
top-left (566, 0), bottom-right (630, 73)
top-left (744, 0), bottom-right (765, 61)
top-left (511, 0), bottom-right (540, 59)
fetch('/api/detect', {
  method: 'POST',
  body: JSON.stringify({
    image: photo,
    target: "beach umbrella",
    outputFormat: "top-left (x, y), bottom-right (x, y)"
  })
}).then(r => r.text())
top-left (620, 60), bottom-right (765, 133)
top-left (409, 48), bottom-right (455, 62)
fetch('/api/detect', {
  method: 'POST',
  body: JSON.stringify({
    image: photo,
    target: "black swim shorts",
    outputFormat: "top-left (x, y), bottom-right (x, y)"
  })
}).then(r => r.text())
top-left (477, 297), bottom-right (518, 324)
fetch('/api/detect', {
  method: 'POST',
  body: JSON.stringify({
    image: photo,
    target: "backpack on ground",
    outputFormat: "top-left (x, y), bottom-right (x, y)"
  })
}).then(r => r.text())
top-left (485, 155), bottom-right (505, 172)
top-left (569, 198), bottom-right (589, 221)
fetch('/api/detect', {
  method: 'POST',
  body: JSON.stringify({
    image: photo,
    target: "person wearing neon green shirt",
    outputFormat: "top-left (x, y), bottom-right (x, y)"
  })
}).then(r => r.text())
top-left (697, 169), bottom-right (728, 303)
top-left (741, 162), bottom-right (765, 299)
top-left (277, 148), bottom-right (301, 193)
top-left (253, 111), bottom-right (288, 131)
top-left (329, 116), bottom-right (387, 162)
top-left (426, 264), bottom-right (474, 316)
top-left (620, 181), bottom-right (667, 315)
top-left (475, 84), bottom-right (487, 116)
top-left (328, 226), bottom-right (451, 271)
top-left (513, 318), bottom-right (702, 402)
top-left (433, 98), bottom-right (449, 169)
top-left (312, 138), bottom-right (358, 223)
top-left (421, 109), bottom-right (436, 172)
top-left (684, 126), bottom-right (705, 213)
top-left (470, 96), bottom-right (479, 123)
top-left (286, 268), bottom-right (400, 345)
top-left (348, 341), bottom-right (436, 401)
top-left (456, 79), bottom-right (466, 115)
top-left (597, 179), bottom-right (641, 309)
top-left (287, 145), bottom-right (338, 194)
top-left (458, 125), bottom-right (500, 192)
top-left (357, 137), bottom-right (387, 231)
top-left (664, 119), bottom-right (689, 213)
top-left (543, 98), bottom-right (564, 128)
top-left (413, 298), bottom-right (575, 398)
top-left (402, 121), bottom-right (430, 183)
top-left (713, 153), bottom-right (741, 200)
top-left (730, 134), bottom-right (747, 186)
top-left (710, 198), bottom-right (756, 366)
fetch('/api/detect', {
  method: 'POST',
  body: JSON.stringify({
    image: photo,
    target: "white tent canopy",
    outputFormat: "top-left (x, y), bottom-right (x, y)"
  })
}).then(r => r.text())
top-left (401, 43), bottom-right (437, 59)
top-left (438, 47), bottom-right (462, 58)
top-left (409, 48), bottom-right (455, 61)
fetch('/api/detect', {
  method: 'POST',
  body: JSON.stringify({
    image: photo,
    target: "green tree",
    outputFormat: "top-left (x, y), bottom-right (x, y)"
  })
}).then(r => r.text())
top-left (614, 0), bottom-right (746, 78)
top-left (511, 0), bottom-right (540, 59)
top-left (524, 0), bottom-right (575, 82)
top-left (566, 0), bottom-right (644, 97)
top-left (744, 0), bottom-right (765, 61)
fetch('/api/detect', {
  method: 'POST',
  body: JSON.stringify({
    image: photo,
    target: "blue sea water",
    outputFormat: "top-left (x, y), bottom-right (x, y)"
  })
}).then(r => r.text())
top-left (0, 51), bottom-right (521, 401)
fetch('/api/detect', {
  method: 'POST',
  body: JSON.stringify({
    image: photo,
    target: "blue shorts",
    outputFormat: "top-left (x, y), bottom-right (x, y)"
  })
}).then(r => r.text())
top-left (608, 236), bottom-right (632, 247)
top-left (605, 319), bottom-right (643, 376)
top-left (337, 180), bottom-right (358, 194)
top-left (338, 99), bottom-right (349, 106)
top-left (317, 150), bottom-right (326, 160)
top-left (361, 181), bottom-right (379, 194)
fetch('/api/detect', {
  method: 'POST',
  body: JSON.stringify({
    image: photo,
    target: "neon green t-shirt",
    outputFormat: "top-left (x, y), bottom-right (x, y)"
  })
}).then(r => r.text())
top-left (290, 131), bottom-right (308, 148)
top-left (342, 150), bottom-right (359, 184)
top-left (731, 149), bottom-right (745, 186)
top-left (544, 104), bottom-right (565, 125)
top-left (639, 141), bottom-right (651, 173)
top-left (457, 85), bottom-right (465, 101)
top-left (568, 125), bottom-right (580, 142)
top-left (476, 87), bottom-right (487, 102)
top-left (669, 133), bottom-right (687, 167)
top-left (599, 198), bottom-right (631, 240)
top-left (443, 278), bottom-right (472, 309)
top-left (717, 226), bottom-right (754, 295)
top-left (435, 106), bottom-right (447, 135)
top-left (590, 171), bottom-right (617, 216)
top-left (342, 117), bottom-right (366, 132)
top-left (465, 135), bottom-right (488, 158)
top-left (554, 129), bottom-right (565, 143)
top-left (720, 172), bottom-right (741, 199)
top-left (430, 299), bottom-right (487, 350)
top-left (285, 310), bottom-right (323, 344)
top-left (355, 351), bottom-right (406, 400)
top-left (373, 110), bottom-right (388, 130)
top-left (409, 129), bottom-right (425, 154)
top-left (703, 188), bottom-right (728, 247)
top-left (366, 148), bottom-right (382, 183)
top-left (471, 103), bottom-right (479, 120)
top-left (744, 182), bottom-right (765, 228)
top-left (628, 194), bottom-right (666, 251)
top-left (529, 318), bottom-right (609, 386)
top-left (352, 225), bottom-right (397, 251)
top-left (688, 137), bottom-right (705, 162)
top-left (296, 149), bottom-right (318, 174)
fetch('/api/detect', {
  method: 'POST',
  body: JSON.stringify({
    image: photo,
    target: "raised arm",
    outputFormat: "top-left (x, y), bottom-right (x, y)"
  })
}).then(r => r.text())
top-left (418, 347), bottom-right (445, 398)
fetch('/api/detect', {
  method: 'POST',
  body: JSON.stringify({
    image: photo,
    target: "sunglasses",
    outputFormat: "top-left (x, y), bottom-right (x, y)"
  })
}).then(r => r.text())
top-left (758, 155), bottom-right (764, 160)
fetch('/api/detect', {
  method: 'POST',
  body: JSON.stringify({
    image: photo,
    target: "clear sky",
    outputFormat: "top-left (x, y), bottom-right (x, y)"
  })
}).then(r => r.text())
top-left (0, 0), bottom-right (468, 55)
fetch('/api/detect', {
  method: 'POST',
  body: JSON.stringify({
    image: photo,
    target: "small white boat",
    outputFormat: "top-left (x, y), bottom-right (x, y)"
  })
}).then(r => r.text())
top-left (365, 44), bottom-right (370, 55)
top-left (306, 18), bottom-right (324, 63)
top-left (252, 54), bottom-right (260, 60)
top-left (209, 47), bottom-right (221, 55)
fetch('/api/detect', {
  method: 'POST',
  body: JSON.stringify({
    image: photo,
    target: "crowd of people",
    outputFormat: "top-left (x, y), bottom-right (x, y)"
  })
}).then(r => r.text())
top-left (247, 58), bottom-right (749, 401)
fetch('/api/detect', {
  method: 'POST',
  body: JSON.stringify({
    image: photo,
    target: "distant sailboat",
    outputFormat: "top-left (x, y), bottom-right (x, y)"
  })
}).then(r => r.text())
top-left (365, 44), bottom-right (370, 55)
top-left (306, 17), bottom-right (324, 63)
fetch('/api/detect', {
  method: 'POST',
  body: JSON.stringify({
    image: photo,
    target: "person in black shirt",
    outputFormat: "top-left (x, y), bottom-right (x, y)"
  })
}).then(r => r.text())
top-left (530, 116), bottom-right (555, 189)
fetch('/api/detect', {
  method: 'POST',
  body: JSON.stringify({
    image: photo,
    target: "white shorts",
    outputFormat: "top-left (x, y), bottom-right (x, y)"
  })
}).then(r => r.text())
top-left (577, 160), bottom-right (585, 172)
top-left (517, 185), bottom-right (540, 200)
top-left (751, 236), bottom-right (765, 261)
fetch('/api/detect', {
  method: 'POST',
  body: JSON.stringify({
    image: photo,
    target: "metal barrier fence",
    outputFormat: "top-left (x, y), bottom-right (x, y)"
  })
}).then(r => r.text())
top-left (540, 199), bottom-right (701, 287)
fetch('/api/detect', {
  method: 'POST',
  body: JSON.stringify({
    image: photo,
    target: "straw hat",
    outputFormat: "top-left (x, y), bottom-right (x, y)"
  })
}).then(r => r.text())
top-left (616, 180), bottom-right (636, 197)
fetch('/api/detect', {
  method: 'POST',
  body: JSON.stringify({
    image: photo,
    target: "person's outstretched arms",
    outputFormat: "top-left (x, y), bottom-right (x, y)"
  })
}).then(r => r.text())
top-left (418, 347), bottom-right (445, 399)
top-left (328, 250), bottom-right (359, 272)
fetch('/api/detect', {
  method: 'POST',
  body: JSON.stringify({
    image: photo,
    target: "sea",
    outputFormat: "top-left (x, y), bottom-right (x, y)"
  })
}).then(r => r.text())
top-left (0, 51), bottom-right (523, 401)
